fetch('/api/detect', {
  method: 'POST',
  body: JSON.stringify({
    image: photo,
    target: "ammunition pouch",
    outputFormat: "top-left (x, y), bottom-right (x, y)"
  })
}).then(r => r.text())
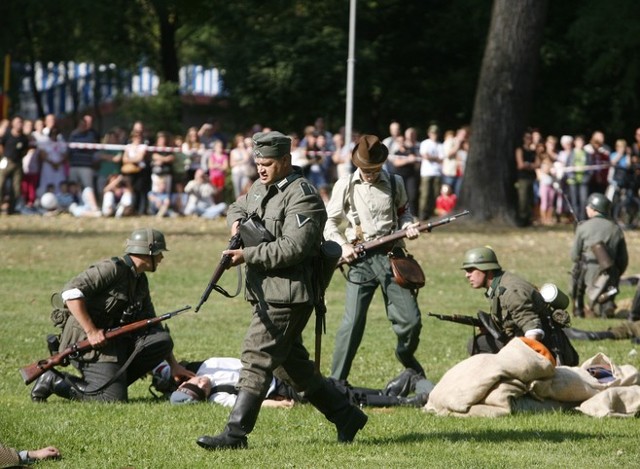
top-left (591, 242), bottom-right (614, 272)
top-left (238, 213), bottom-right (275, 247)
top-left (388, 250), bottom-right (425, 291)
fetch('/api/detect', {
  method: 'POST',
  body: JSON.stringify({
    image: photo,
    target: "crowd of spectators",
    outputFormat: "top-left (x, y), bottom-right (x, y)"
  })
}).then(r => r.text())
top-left (1, 113), bottom-right (640, 228)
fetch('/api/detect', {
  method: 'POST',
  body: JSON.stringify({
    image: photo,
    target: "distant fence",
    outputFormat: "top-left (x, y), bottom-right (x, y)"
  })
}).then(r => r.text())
top-left (17, 61), bottom-right (224, 119)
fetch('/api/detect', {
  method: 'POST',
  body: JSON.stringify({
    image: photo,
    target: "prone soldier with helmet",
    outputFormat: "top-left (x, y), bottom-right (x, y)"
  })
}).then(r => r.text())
top-left (30, 228), bottom-right (194, 402)
top-left (461, 246), bottom-right (579, 366)
top-left (570, 192), bottom-right (628, 318)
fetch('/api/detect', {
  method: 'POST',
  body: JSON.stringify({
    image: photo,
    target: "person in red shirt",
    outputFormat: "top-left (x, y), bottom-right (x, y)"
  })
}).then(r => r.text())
top-left (435, 183), bottom-right (457, 216)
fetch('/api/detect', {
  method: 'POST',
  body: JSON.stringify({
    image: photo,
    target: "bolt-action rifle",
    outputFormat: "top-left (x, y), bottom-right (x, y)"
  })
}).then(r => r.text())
top-left (337, 210), bottom-right (470, 267)
top-left (427, 311), bottom-right (507, 343)
top-left (19, 305), bottom-right (192, 385)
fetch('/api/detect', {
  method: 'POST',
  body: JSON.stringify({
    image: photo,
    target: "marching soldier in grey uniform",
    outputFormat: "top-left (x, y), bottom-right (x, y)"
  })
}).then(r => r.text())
top-left (462, 246), bottom-right (579, 366)
top-left (31, 228), bottom-right (193, 402)
top-left (197, 131), bottom-right (367, 451)
top-left (323, 134), bottom-right (425, 381)
top-left (570, 192), bottom-right (628, 318)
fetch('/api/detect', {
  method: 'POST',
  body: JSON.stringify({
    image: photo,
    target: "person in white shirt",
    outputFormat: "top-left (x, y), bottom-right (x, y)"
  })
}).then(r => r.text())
top-left (418, 124), bottom-right (443, 220)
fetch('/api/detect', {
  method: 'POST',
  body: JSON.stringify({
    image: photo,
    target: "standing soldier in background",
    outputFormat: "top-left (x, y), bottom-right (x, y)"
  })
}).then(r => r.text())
top-left (570, 193), bottom-right (628, 318)
top-left (323, 134), bottom-right (426, 382)
top-left (197, 131), bottom-right (367, 451)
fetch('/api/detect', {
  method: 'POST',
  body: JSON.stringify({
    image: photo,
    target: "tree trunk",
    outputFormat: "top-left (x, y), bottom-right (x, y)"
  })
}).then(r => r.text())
top-left (460, 0), bottom-right (548, 222)
top-left (152, 0), bottom-right (180, 84)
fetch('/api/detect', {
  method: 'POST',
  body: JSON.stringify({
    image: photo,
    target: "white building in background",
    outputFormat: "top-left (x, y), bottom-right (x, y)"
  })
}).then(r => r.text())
top-left (18, 61), bottom-right (224, 119)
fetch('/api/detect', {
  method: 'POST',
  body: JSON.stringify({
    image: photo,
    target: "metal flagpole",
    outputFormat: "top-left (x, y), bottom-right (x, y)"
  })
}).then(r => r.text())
top-left (344, 0), bottom-right (357, 150)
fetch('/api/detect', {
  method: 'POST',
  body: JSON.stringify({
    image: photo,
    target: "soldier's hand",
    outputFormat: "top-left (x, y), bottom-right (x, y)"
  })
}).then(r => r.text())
top-left (87, 328), bottom-right (107, 348)
top-left (405, 222), bottom-right (421, 239)
top-left (341, 243), bottom-right (358, 264)
top-left (223, 248), bottom-right (245, 266)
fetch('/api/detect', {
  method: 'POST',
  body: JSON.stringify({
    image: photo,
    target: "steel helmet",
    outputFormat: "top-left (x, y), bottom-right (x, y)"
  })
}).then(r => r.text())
top-left (587, 192), bottom-right (612, 215)
top-left (461, 247), bottom-right (501, 271)
top-left (125, 228), bottom-right (168, 256)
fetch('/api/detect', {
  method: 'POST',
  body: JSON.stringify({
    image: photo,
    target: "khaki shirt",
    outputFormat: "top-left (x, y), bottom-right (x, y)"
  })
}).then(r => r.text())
top-left (226, 168), bottom-right (326, 305)
top-left (324, 171), bottom-right (414, 246)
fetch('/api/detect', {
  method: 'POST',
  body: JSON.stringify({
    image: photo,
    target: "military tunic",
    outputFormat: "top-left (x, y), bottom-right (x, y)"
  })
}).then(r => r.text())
top-left (571, 214), bottom-right (628, 313)
top-left (226, 168), bottom-right (328, 397)
top-left (324, 170), bottom-right (424, 381)
top-left (473, 271), bottom-right (579, 366)
top-left (57, 255), bottom-right (172, 401)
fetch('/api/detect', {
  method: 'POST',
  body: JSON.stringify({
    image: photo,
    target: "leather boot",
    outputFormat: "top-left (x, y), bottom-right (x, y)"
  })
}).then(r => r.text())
top-left (395, 352), bottom-right (426, 378)
top-left (31, 371), bottom-right (85, 402)
top-left (305, 378), bottom-right (368, 443)
top-left (564, 328), bottom-right (614, 341)
top-left (397, 392), bottom-right (430, 408)
top-left (197, 390), bottom-right (263, 450)
top-left (382, 368), bottom-right (418, 397)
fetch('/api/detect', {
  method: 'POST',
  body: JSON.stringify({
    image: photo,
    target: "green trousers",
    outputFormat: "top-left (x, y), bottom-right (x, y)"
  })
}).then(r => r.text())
top-left (330, 252), bottom-right (423, 380)
top-left (238, 302), bottom-right (323, 397)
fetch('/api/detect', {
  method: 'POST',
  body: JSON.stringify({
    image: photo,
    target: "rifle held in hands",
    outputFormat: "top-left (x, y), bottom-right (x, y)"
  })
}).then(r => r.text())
top-left (19, 305), bottom-right (192, 385)
top-left (428, 310), bottom-right (507, 342)
top-left (194, 232), bottom-right (243, 312)
top-left (337, 210), bottom-right (470, 266)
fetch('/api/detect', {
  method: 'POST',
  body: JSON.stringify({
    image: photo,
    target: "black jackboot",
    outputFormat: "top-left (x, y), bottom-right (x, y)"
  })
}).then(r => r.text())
top-left (305, 378), bottom-right (368, 443)
top-left (564, 328), bottom-right (615, 341)
top-left (31, 371), bottom-right (85, 402)
top-left (197, 390), bottom-right (263, 450)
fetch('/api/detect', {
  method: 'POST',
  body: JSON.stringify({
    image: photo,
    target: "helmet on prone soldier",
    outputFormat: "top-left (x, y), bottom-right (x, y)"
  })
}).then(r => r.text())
top-left (587, 192), bottom-right (612, 216)
top-left (461, 246), bottom-right (501, 271)
top-left (125, 228), bottom-right (169, 256)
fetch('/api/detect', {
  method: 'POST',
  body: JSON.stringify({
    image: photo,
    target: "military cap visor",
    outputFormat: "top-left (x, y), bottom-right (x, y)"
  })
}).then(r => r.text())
top-left (252, 131), bottom-right (291, 158)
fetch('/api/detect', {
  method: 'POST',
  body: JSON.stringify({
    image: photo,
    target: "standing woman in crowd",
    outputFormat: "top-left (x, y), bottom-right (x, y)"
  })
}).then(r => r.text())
top-left (229, 133), bottom-right (252, 199)
top-left (206, 139), bottom-right (229, 203)
top-left (37, 126), bottom-right (68, 199)
top-left (121, 130), bottom-right (148, 215)
top-left (182, 126), bottom-right (206, 182)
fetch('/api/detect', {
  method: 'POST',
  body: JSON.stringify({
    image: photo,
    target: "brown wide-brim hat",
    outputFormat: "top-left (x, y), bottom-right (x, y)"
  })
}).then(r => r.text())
top-left (351, 135), bottom-right (389, 170)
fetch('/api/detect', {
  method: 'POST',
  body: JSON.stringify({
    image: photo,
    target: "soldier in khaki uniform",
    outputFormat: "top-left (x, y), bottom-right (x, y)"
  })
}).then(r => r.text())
top-left (197, 131), bottom-right (367, 451)
top-left (462, 246), bottom-right (579, 366)
top-left (570, 192), bottom-right (628, 318)
top-left (30, 228), bottom-right (193, 402)
top-left (324, 134), bottom-right (425, 381)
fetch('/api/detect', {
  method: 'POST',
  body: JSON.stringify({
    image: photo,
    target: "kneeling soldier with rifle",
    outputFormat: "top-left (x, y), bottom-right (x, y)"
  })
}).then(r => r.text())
top-left (453, 246), bottom-right (579, 366)
top-left (29, 228), bottom-right (194, 402)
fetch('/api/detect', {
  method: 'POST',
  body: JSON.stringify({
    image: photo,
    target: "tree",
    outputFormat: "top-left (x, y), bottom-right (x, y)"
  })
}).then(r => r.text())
top-left (460, 0), bottom-right (549, 222)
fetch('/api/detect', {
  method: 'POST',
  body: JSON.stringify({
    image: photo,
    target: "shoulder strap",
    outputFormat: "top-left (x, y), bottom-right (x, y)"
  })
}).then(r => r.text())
top-left (389, 172), bottom-right (398, 230)
top-left (348, 172), bottom-right (363, 241)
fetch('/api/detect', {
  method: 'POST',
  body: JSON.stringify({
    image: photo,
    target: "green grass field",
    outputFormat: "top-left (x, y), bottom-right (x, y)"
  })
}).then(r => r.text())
top-left (1, 216), bottom-right (639, 468)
